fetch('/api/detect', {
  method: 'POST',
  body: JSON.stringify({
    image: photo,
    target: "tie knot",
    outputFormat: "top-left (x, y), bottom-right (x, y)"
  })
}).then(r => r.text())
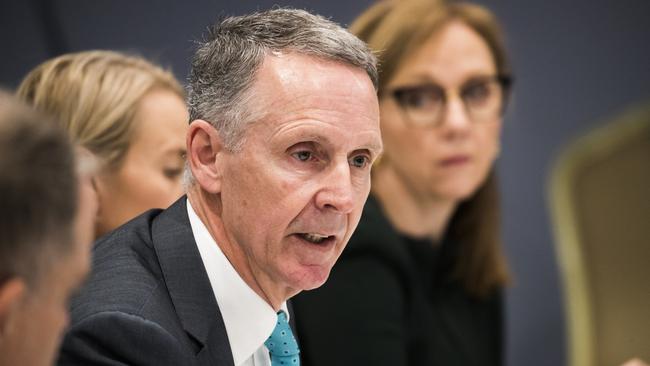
top-left (265, 311), bottom-right (300, 365)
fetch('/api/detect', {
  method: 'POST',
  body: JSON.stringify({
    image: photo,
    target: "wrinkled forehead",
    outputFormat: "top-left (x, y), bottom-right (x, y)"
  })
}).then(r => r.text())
top-left (253, 52), bottom-right (376, 107)
top-left (238, 52), bottom-right (380, 144)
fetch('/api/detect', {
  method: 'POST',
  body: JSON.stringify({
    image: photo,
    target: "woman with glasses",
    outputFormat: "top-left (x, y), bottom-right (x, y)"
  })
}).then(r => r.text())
top-left (292, 1), bottom-right (512, 365)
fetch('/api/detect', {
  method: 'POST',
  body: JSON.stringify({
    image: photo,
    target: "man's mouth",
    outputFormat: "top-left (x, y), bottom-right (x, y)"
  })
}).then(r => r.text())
top-left (297, 233), bottom-right (335, 244)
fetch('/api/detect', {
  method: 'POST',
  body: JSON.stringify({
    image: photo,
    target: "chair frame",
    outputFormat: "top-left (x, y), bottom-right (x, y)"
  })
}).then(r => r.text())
top-left (549, 102), bottom-right (650, 366)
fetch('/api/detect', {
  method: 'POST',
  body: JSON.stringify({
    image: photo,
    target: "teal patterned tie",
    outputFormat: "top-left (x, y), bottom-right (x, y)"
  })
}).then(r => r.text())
top-left (265, 311), bottom-right (300, 365)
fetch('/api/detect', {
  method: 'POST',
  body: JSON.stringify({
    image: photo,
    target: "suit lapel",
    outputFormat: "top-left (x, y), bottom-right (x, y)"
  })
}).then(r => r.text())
top-left (152, 197), bottom-right (234, 366)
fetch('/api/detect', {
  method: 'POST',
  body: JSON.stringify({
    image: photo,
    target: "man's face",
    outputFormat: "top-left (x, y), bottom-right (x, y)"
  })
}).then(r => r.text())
top-left (3, 252), bottom-right (89, 366)
top-left (217, 53), bottom-right (381, 300)
top-left (0, 174), bottom-right (95, 366)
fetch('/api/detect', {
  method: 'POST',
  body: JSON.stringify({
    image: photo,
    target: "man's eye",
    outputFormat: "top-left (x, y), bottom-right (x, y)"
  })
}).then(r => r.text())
top-left (293, 151), bottom-right (313, 162)
top-left (350, 155), bottom-right (370, 168)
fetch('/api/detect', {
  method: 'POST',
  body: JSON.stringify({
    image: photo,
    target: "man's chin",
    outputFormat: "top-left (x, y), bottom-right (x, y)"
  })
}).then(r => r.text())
top-left (300, 277), bottom-right (329, 291)
top-left (286, 265), bottom-right (332, 293)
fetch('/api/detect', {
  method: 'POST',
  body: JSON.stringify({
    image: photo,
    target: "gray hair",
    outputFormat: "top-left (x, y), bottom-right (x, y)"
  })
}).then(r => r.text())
top-left (187, 8), bottom-right (378, 152)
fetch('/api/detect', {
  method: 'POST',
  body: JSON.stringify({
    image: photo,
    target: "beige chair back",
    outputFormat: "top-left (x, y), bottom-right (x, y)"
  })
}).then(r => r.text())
top-left (550, 102), bottom-right (650, 366)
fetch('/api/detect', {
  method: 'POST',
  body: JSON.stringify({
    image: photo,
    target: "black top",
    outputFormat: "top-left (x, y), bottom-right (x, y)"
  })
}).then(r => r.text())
top-left (292, 195), bottom-right (503, 366)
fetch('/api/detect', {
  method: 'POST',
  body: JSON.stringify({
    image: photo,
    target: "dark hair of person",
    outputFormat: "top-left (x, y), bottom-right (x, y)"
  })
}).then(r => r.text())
top-left (0, 92), bottom-right (77, 287)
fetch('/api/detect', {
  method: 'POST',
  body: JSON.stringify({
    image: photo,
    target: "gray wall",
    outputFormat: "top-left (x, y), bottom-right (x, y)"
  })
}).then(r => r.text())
top-left (1, 1), bottom-right (649, 365)
top-left (480, 1), bottom-right (650, 365)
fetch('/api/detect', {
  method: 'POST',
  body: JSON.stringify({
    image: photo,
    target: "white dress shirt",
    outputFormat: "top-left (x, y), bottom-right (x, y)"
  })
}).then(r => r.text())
top-left (187, 199), bottom-right (288, 366)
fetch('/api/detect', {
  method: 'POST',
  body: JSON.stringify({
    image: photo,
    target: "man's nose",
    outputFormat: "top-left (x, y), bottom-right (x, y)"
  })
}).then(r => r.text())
top-left (314, 159), bottom-right (356, 214)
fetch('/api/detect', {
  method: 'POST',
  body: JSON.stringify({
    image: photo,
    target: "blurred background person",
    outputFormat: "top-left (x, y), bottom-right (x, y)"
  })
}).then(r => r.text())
top-left (0, 92), bottom-right (98, 366)
top-left (292, 0), bottom-right (512, 365)
top-left (16, 50), bottom-right (188, 238)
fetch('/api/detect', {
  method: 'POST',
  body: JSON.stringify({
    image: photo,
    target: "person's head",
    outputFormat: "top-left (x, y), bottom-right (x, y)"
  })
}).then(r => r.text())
top-left (351, 0), bottom-right (511, 296)
top-left (0, 93), bottom-right (96, 366)
top-left (17, 50), bottom-right (189, 238)
top-left (186, 8), bottom-right (382, 307)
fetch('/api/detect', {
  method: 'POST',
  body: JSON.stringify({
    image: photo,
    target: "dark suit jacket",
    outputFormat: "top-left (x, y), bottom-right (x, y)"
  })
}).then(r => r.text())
top-left (58, 198), bottom-right (234, 365)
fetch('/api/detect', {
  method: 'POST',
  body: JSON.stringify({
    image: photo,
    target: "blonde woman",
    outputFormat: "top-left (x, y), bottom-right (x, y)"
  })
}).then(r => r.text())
top-left (17, 50), bottom-right (188, 238)
top-left (293, 1), bottom-right (512, 365)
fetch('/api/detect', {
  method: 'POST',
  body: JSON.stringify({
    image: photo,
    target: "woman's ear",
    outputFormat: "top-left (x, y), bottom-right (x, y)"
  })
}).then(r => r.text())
top-left (0, 277), bottom-right (26, 341)
top-left (186, 120), bottom-right (225, 194)
top-left (91, 170), bottom-right (113, 238)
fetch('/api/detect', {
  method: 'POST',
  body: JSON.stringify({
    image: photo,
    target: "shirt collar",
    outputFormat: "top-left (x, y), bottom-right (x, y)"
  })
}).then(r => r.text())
top-left (187, 199), bottom-right (288, 366)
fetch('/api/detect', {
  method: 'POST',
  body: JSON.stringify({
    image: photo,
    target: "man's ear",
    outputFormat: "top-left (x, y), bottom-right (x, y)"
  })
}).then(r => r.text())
top-left (0, 278), bottom-right (26, 340)
top-left (187, 120), bottom-right (225, 194)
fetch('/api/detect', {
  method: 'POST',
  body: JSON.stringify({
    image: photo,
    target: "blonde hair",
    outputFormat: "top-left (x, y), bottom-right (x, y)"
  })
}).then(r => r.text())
top-left (351, 0), bottom-right (511, 297)
top-left (17, 50), bottom-right (185, 170)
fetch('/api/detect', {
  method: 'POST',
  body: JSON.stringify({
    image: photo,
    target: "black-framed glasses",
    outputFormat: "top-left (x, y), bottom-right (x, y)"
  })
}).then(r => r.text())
top-left (384, 75), bottom-right (512, 128)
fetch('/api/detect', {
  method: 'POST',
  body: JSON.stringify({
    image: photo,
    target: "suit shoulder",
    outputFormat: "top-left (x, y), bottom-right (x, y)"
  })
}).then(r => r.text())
top-left (59, 310), bottom-right (193, 365)
top-left (71, 209), bottom-right (171, 322)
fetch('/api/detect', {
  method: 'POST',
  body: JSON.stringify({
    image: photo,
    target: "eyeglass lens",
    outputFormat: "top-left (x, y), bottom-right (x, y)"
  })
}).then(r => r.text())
top-left (391, 76), bottom-right (507, 127)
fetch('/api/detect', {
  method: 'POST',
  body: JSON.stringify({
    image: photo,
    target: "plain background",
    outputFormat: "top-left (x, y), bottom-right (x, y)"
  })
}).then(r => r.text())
top-left (1, 1), bottom-right (649, 365)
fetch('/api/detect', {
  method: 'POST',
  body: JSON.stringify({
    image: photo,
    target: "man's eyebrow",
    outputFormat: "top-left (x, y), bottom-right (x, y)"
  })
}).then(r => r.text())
top-left (362, 141), bottom-right (383, 154)
top-left (351, 140), bottom-right (383, 158)
top-left (304, 134), bottom-right (329, 143)
top-left (286, 134), bottom-right (330, 146)
top-left (287, 134), bottom-right (383, 155)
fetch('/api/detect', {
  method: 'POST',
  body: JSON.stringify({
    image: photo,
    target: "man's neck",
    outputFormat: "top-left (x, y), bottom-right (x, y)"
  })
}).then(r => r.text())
top-left (187, 188), bottom-right (292, 311)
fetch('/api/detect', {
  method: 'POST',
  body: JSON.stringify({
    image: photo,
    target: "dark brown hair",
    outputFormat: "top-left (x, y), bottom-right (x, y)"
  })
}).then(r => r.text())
top-left (351, 0), bottom-right (511, 297)
top-left (0, 92), bottom-right (77, 287)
